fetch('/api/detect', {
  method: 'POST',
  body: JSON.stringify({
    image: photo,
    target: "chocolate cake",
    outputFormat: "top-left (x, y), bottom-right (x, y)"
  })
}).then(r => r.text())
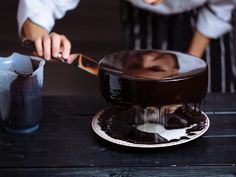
top-left (99, 50), bottom-right (208, 107)
top-left (96, 50), bottom-right (208, 145)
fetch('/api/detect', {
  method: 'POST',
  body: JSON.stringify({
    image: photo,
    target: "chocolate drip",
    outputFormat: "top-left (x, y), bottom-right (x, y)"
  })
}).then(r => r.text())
top-left (99, 50), bottom-right (208, 107)
top-left (98, 105), bottom-right (207, 144)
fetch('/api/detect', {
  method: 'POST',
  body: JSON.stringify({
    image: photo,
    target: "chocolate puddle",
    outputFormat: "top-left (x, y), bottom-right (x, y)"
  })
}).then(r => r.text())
top-left (7, 58), bottom-right (42, 129)
top-left (98, 105), bottom-right (207, 144)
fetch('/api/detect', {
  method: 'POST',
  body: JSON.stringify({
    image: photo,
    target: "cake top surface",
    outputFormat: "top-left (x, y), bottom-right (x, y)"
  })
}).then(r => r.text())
top-left (100, 50), bottom-right (207, 80)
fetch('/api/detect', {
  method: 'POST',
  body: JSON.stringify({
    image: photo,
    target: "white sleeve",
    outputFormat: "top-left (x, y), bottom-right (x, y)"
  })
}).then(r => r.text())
top-left (17, 0), bottom-right (80, 37)
top-left (196, 0), bottom-right (235, 39)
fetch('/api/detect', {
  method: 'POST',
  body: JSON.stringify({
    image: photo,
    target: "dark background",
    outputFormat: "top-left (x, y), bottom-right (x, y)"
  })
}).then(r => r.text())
top-left (0, 0), bottom-right (123, 96)
top-left (1, 1), bottom-right (236, 96)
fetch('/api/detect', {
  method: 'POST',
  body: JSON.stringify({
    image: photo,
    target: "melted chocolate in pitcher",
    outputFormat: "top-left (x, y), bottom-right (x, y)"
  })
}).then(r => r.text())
top-left (7, 59), bottom-right (42, 130)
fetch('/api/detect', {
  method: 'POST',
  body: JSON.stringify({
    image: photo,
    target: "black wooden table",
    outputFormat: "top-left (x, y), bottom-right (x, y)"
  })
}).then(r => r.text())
top-left (0, 93), bottom-right (236, 177)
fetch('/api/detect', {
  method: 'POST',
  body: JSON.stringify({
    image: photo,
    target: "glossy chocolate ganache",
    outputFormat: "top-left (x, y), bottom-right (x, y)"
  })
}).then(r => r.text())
top-left (97, 50), bottom-right (208, 144)
top-left (99, 50), bottom-right (208, 106)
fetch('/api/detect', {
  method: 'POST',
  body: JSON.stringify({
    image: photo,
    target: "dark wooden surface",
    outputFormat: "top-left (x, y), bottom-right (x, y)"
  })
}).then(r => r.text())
top-left (0, 93), bottom-right (236, 177)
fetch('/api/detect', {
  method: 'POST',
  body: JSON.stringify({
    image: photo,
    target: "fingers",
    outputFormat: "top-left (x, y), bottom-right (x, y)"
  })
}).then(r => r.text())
top-left (143, 0), bottom-right (163, 5)
top-left (35, 37), bottom-right (43, 57)
top-left (33, 32), bottom-right (71, 61)
top-left (60, 35), bottom-right (71, 59)
top-left (43, 34), bottom-right (51, 60)
top-left (67, 53), bottom-right (79, 64)
top-left (51, 32), bottom-right (61, 58)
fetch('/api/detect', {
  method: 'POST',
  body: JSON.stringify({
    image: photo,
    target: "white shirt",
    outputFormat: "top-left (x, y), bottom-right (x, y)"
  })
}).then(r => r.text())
top-left (17, 0), bottom-right (235, 39)
top-left (127, 0), bottom-right (236, 39)
top-left (17, 0), bottom-right (80, 36)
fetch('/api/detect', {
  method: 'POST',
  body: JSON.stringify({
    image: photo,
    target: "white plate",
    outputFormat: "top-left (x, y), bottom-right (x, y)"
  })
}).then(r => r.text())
top-left (92, 108), bottom-right (210, 148)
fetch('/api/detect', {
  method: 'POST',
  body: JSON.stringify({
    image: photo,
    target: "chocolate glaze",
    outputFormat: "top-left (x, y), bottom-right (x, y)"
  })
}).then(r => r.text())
top-left (98, 105), bottom-right (207, 144)
top-left (95, 50), bottom-right (208, 145)
top-left (98, 50), bottom-right (208, 107)
top-left (30, 58), bottom-right (40, 72)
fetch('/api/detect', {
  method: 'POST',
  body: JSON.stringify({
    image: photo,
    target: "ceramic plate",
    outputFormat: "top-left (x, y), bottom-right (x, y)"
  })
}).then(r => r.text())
top-left (92, 106), bottom-right (210, 148)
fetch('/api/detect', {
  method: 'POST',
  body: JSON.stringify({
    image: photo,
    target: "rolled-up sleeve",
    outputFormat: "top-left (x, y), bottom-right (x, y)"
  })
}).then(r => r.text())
top-left (17, 0), bottom-right (79, 36)
top-left (197, 0), bottom-right (235, 39)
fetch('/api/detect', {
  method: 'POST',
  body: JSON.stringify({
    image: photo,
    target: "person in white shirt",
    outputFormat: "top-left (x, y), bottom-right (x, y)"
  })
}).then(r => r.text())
top-left (17, 0), bottom-right (79, 61)
top-left (17, 0), bottom-right (236, 92)
top-left (122, 0), bottom-right (236, 92)
top-left (126, 0), bottom-right (234, 56)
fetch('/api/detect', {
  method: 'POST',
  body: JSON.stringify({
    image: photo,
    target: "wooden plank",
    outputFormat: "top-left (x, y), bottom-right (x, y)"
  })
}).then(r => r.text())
top-left (0, 166), bottom-right (235, 177)
top-left (206, 114), bottom-right (236, 136)
top-left (42, 96), bottom-right (107, 116)
top-left (203, 93), bottom-right (236, 112)
top-left (0, 113), bottom-right (236, 168)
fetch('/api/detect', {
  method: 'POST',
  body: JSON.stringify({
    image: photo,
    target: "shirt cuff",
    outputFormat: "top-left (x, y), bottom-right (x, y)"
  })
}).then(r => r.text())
top-left (196, 8), bottom-right (232, 39)
top-left (17, 0), bottom-right (55, 37)
top-left (177, 52), bottom-right (206, 73)
top-left (17, 0), bottom-right (79, 37)
top-left (18, 12), bottom-right (55, 38)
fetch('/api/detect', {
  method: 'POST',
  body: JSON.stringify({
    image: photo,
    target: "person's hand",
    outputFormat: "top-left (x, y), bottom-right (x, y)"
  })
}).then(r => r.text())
top-left (188, 31), bottom-right (210, 58)
top-left (143, 0), bottom-right (164, 5)
top-left (22, 19), bottom-right (72, 63)
top-left (34, 32), bottom-right (71, 62)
